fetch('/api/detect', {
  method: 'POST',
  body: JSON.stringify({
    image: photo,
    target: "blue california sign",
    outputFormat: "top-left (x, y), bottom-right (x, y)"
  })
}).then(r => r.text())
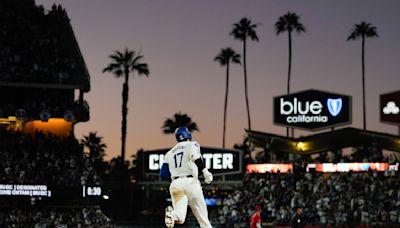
top-left (274, 89), bottom-right (352, 131)
top-left (327, 98), bottom-right (343, 117)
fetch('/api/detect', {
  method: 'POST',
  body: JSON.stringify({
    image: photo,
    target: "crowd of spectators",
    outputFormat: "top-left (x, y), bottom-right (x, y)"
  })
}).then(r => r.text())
top-left (137, 145), bottom-right (400, 227)
top-left (217, 151), bottom-right (400, 227)
top-left (0, 127), bottom-right (115, 225)
top-left (0, 129), bottom-right (100, 186)
top-left (0, 206), bottom-right (115, 227)
top-left (0, 0), bottom-right (87, 85)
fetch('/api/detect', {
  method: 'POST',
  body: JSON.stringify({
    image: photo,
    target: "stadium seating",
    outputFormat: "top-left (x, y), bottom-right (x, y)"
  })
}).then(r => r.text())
top-left (0, 130), bottom-right (100, 186)
top-left (0, 206), bottom-right (114, 227)
top-left (219, 157), bottom-right (399, 227)
top-left (0, 2), bottom-right (87, 86)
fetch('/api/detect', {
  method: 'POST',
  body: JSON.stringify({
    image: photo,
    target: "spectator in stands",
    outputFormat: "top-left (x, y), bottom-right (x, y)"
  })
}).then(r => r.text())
top-left (291, 205), bottom-right (305, 228)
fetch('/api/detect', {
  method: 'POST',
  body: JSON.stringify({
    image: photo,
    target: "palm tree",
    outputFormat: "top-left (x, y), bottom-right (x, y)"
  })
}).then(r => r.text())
top-left (275, 12), bottom-right (306, 94)
top-left (275, 12), bottom-right (306, 137)
top-left (162, 112), bottom-right (199, 134)
top-left (103, 48), bottom-right (149, 162)
top-left (230, 17), bottom-right (259, 131)
top-left (233, 137), bottom-right (251, 164)
top-left (81, 131), bottom-right (107, 161)
top-left (347, 21), bottom-right (378, 130)
top-left (214, 47), bottom-right (241, 148)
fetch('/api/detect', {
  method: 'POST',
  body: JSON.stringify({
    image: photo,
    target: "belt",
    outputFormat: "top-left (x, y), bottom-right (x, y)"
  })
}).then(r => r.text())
top-left (172, 175), bottom-right (193, 180)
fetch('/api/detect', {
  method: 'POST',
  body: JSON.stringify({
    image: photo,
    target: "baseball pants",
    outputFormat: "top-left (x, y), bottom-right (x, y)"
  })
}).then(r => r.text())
top-left (169, 177), bottom-right (212, 228)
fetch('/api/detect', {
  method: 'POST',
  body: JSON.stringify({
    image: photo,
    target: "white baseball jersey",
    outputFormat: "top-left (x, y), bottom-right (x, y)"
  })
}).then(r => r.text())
top-left (164, 141), bottom-right (202, 178)
top-left (164, 140), bottom-right (212, 228)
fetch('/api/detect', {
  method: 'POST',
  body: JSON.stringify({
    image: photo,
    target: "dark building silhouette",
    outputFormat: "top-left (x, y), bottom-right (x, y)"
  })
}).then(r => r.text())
top-left (0, 0), bottom-right (90, 136)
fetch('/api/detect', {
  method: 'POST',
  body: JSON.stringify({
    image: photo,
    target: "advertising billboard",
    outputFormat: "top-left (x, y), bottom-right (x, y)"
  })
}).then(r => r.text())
top-left (273, 89), bottom-right (352, 131)
top-left (0, 184), bottom-right (105, 198)
top-left (246, 164), bottom-right (293, 173)
top-left (380, 90), bottom-right (400, 125)
top-left (143, 148), bottom-right (242, 176)
top-left (0, 184), bottom-right (51, 197)
top-left (306, 163), bottom-right (399, 173)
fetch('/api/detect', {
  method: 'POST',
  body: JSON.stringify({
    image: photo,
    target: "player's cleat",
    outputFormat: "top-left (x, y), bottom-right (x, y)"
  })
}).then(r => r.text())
top-left (165, 206), bottom-right (174, 228)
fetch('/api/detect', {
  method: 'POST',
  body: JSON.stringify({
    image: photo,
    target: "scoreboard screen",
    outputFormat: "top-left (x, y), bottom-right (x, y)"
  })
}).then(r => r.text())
top-left (0, 184), bottom-right (104, 199)
top-left (0, 184), bottom-right (51, 197)
top-left (82, 186), bottom-right (102, 197)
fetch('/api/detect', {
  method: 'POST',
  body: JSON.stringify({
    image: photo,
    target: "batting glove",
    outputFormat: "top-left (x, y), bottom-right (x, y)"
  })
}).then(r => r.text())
top-left (202, 168), bottom-right (213, 184)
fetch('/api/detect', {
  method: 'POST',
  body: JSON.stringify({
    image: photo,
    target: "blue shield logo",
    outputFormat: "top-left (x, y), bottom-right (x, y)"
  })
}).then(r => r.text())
top-left (327, 98), bottom-right (342, 116)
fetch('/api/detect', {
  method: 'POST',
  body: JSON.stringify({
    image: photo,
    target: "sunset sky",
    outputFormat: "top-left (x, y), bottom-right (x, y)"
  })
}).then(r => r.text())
top-left (36, 0), bottom-right (400, 160)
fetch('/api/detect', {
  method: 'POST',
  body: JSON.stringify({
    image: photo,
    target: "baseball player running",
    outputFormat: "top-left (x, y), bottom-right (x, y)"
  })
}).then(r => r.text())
top-left (160, 127), bottom-right (213, 228)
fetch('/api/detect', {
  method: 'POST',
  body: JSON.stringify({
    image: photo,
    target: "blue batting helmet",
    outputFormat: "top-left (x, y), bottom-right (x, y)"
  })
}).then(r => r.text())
top-left (175, 127), bottom-right (192, 142)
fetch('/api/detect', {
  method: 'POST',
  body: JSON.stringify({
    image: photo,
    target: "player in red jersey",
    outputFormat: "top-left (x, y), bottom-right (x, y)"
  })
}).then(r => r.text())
top-left (250, 204), bottom-right (262, 228)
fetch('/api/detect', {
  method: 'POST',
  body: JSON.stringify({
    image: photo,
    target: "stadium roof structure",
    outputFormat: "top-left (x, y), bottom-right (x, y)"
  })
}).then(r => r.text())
top-left (0, 1), bottom-right (90, 92)
top-left (142, 146), bottom-right (241, 154)
top-left (246, 127), bottom-right (400, 155)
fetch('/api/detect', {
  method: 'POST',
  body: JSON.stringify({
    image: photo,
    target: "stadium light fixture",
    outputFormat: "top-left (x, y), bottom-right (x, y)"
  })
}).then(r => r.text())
top-left (64, 110), bottom-right (75, 122)
top-left (40, 110), bottom-right (51, 122)
top-left (15, 109), bottom-right (27, 121)
top-left (296, 141), bottom-right (307, 152)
